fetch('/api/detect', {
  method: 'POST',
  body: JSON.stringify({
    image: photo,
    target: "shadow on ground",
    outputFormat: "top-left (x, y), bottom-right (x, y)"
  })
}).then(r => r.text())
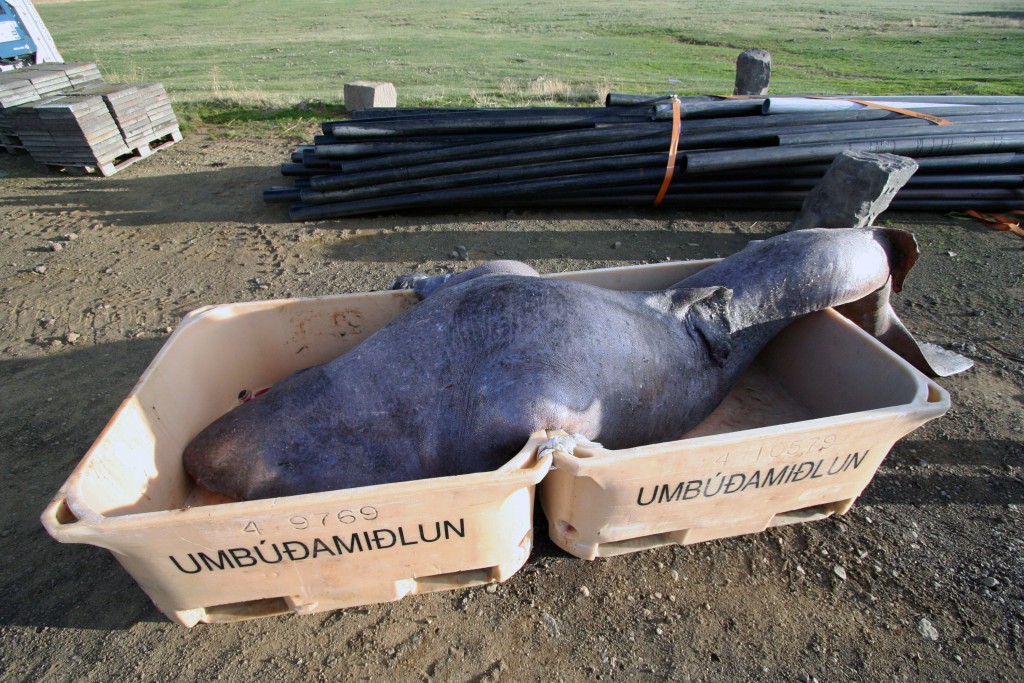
top-left (0, 165), bottom-right (282, 226)
top-left (0, 338), bottom-right (169, 630)
top-left (0, 152), bottom-right (981, 235)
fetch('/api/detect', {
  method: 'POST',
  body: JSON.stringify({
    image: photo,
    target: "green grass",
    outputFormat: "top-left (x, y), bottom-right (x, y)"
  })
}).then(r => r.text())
top-left (38, 0), bottom-right (1024, 127)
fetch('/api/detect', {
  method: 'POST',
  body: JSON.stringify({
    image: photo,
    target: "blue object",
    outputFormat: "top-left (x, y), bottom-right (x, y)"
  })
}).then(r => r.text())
top-left (0, 0), bottom-right (38, 65)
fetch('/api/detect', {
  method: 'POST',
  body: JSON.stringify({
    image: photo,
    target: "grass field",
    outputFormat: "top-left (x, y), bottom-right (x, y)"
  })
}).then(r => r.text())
top-left (37, 0), bottom-right (1024, 124)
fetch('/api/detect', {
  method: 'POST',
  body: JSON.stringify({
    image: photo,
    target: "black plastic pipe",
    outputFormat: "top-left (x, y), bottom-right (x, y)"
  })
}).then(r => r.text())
top-left (314, 140), bottom-right (473, 160)
top-left (263, 188), bottom-right (303, 203)
top-left (684, 153), bottom-right (1020, 180)
top-left (274, 98), bottom-right (1024, 220)
top-left (327, 109), bottom-right (1024, 175)
top-left (318, 124), bottom-right (769, 186)
top-left (906, 173), bottom-right (1024, 187)
top-left (521, 170), bottom-right (1023, 203)
top-left (347, 105), bottom-right (655, 122)
top-left (309, 134), bottom-right (676, 191)
top-left (887, 200), bottom-right (1023, 211)
top-left (898, 152), bottom-right (1024, 171)
top-left (300, 153), bottom-right (671, 205)
top-left (329, 118), bottom-right (596, 138)
top-left (777, 120), bottom-right (1024, 146)
top-left (280, 162), bottom-right (337, 177)
top-left (671, 114), bottom-right (1024, 152)
top-left (511, 191), bottom-right (1023, 212)
top-left (290, 166), bottom-right (677, 221)
top-left (667, 98), bottom-right (767, 119)
top-left (567, 172), bottom-right (1024, 195)
top-left (654, 104), bottom-right (1024, 129)
top-left (323, 107), bottom-right (654, 134)
top-left (605, 93), bottom-right (682, 106)
top-left (328, 110), bottom-right (656, 138)
top-left (313, 134), bottom-right (543, 160)
top-left (573, 188), bottom-right (1024, 203)
top-left (683, 133), bottom-right (1024, 174)
top-left (685, 152), bottom-right (1020, 177)
top-left (334, 109), bottom-right (655, 128)
top-left (331, 123), bottom-right (670, 175)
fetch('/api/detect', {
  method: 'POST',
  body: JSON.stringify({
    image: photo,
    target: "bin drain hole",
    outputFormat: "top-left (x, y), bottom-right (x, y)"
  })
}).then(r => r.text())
top-left (54, 499), bottom-right (79, 525)
top-left (416, 567), bottom-right (495, 591)
top-left (202, 596), bottom-right (291, 623)
top-left (769, 503), bottom-right (835, 527)
top-left (598, 531), bottom-right (678, 554)
top-left (556, 520), bottom-right (577, 536)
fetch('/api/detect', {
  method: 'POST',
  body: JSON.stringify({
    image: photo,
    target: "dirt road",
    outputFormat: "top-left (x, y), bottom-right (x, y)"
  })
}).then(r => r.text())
top-left (1, 128), bottom-right (1022, 682)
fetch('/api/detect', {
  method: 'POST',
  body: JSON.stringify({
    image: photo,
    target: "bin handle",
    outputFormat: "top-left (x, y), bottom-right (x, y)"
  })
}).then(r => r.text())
top-left (40, 495), bottom-right (97, 543)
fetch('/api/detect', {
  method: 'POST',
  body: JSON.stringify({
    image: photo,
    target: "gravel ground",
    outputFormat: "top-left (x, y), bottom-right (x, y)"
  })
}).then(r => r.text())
top-left (1, 128), bottom-right (1022, 682)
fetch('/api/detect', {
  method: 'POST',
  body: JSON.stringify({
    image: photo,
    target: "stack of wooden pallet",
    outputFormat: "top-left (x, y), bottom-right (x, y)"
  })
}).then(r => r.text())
top-left (77, 82), bottom-right (180, 150)
top-left (11, 94), bottom-right (132, 170)
top-left (0, 63), bottom-right (103, 151)
top-left (31, 62), bottom-right (104, 88)
top-left (0, 73), bottom-right (40, 112)
top-left (0, 73), bottom-right (48, 151)
top-left (1, 63), bottom-right (181, 175)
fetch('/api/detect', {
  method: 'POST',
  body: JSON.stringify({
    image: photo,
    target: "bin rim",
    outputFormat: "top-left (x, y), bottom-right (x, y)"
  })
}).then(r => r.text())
top-left (42, 432), bottom-right (553, 540)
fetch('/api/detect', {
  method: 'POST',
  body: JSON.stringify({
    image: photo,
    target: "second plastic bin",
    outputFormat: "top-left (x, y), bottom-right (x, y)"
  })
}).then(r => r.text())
top-left (540, 263), bottom-right (949, 559)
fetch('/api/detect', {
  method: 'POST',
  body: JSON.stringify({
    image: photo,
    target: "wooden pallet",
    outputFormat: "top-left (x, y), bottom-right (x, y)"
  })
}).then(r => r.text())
top-left (45, 126), bottom-right (182, 177)
top-left (0, 131), bottom-right (26, 154)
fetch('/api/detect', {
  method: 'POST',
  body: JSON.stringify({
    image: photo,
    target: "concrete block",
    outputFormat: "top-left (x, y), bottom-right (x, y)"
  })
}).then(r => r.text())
top-left (733, 49), bottom-right (771, 97)
top-left (344, 81), bottom-right (397, 112)
top-left (787, 151), bottom-right (919, 231)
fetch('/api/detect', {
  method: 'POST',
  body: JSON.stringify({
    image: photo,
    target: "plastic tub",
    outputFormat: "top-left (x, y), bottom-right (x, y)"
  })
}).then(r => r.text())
top-left (539, 262), bottom-right (949, 559)
top-left (41, 290), bottom-right (551, 626)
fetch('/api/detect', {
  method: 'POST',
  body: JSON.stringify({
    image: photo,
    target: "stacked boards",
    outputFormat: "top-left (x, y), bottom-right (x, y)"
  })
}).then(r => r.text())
top-left (29, 62), bottom-right (105, 89)
top-left (0, 64), bottom-right (180, 176)
top-left (0, 62), bottom-right (102, 151)
top-left (83, 83), bottom-right (179, 150)
top-left (5, 93), bottom-right (131, 166)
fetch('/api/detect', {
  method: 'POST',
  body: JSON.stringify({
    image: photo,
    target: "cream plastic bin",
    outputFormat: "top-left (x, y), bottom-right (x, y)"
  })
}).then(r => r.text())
top-left (41, 289), bottom-right (552, 626)
top-left (40, 260), bottom-right (950, 624)
top-left (540, 262), bottom-right (950, 560)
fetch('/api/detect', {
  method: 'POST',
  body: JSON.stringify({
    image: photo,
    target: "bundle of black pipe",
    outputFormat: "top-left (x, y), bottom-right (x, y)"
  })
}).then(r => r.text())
top-left (265, 95), bottom-right (1024, 220)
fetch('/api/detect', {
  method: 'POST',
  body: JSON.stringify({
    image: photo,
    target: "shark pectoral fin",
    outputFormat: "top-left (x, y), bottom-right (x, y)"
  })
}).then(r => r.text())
top-left (836, 284), bottom-right (972, 377)
top-left (389, 261), bottom-right (541, 299)
top-left (674, 286), bottom-right (735, 330)
top-left (388, 272), bottom-right (449, 300)
top-left (421, 260), bottom-right (540, 298)
top-left (875, 228), bottom-right (920, 293)
top-left (669, 286), bottom-right (735, 367)
top-left (834, 281), bottom-right (895, 337)
top-left (878, 306), bottom-right (972, 377)
top-left (388, 273), bottom-right (430, 292)
top-left (875, 306), bottom-right (973, 377)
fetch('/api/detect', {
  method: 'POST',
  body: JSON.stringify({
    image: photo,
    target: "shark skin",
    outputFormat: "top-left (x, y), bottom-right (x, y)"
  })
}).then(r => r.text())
top-left (183, 228), bottom-right (918, 501)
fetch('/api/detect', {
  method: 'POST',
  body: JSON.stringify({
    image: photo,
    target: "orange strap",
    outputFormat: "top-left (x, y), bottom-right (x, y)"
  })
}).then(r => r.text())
top-left (654, 97), bottom-right (681, 206)
top-left (807, 97), bottom-right (952, 125)
top-left (965, 209), bottom-right (1024, 238)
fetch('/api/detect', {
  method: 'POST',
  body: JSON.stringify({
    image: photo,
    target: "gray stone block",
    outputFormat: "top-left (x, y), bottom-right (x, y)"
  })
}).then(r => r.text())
top-left (733, 49), bottom-right (771, 97)
top-left (787, 151), bottom-right (919, 231)
top-left (344, 81), bottom-right (397, 112)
